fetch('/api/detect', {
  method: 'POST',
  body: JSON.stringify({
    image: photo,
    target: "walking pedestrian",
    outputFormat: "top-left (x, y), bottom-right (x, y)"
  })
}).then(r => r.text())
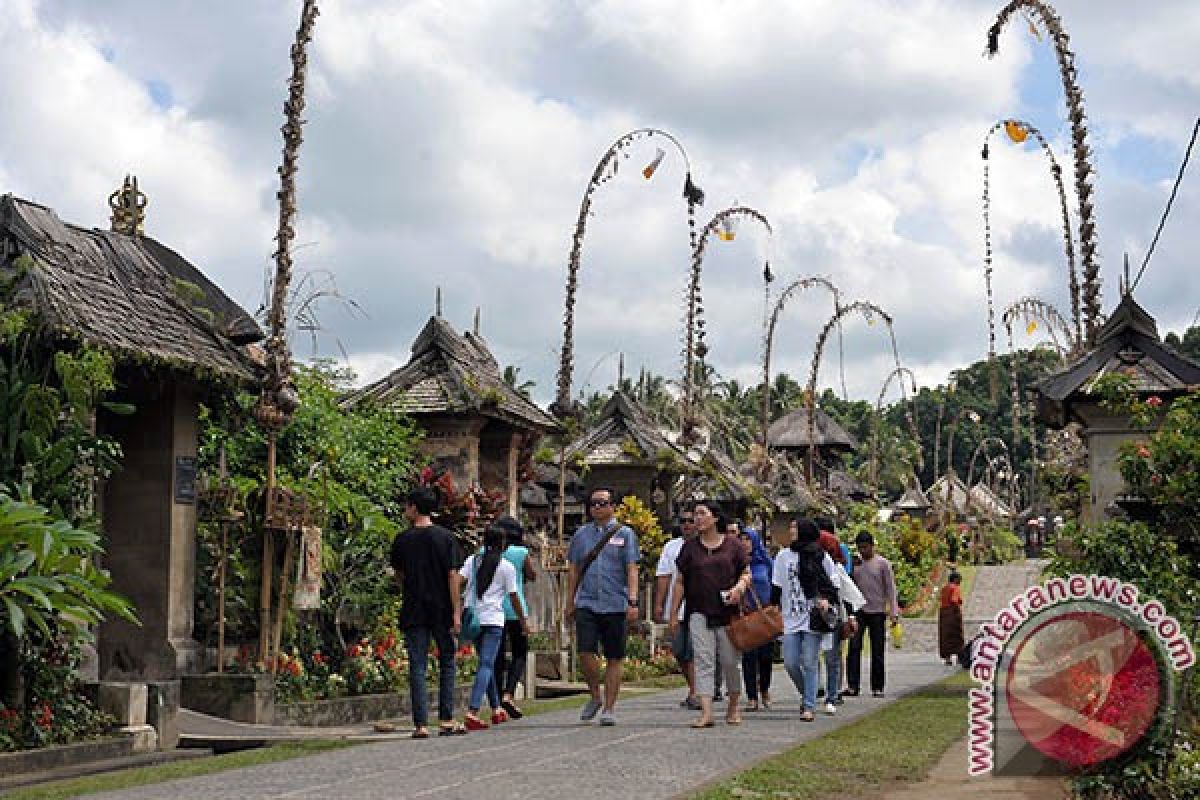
top-left (564, 487), bottom-right (640, 726)
top-left (654, 508), bottom-right (700, 709)
top-left (814, 517), bottom-right (849, 706)
top-left (736, 526), bottom-right (774, 712)
top-left (772, 517), bottom-right (838, 722)
top-left (845, 532), bottom-right (899, 698)
top-left (493, 516), bottom-right (536, 719)
top-left (460, 523), bottom-right (529, 730)
top-left (389, 486), bottom-right (465, 738)
top-left (938, 571), bottom-right (965, 666)
top-left (668, 499), bottom-right (750, 728)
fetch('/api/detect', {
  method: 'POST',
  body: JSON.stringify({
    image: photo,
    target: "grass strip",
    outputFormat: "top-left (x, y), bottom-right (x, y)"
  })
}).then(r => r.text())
top-left (691, 670), bottom-right (973, 800)
top-left (1, 740), bottom-right (355, 800)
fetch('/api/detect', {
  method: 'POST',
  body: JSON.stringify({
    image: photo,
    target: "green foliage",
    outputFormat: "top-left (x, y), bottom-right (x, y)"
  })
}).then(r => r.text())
top-left (1164, 324), bottom-right (1200, 362)
top-left (615, 494), bottom-right (666, 574)
top-left (195, 361), bottom-right (425, 658)
top-left (844, 507), bottom-right (943, 610)
top-left (0, 490), bottom-right (137, 641)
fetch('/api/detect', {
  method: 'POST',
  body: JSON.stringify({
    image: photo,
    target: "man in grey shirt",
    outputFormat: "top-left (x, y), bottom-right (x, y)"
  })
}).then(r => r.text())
top-left (846, 531), bottom-right (899, 698)
top-left (565, 487), bottom-right (640, 726)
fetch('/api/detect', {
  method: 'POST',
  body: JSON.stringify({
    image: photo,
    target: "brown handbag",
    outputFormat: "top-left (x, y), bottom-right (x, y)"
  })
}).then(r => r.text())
top-left (726, 587), bottom-right (784, 652)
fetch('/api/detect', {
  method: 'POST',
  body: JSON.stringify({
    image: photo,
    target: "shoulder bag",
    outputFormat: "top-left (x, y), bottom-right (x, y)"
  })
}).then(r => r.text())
top-left (576, 521), bottom-right (623, 583)
top-left (726, 587), bottom-right (784, 652)
top-left (460, 555), bottom-right (482, 642)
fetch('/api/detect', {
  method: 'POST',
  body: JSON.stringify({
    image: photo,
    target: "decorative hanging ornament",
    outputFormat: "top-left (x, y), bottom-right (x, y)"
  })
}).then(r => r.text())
top-left (643, 147), bottom-right (665, 180)
top-left (1026, 319), bottom-right (1039, 335)
top-left (763, 261), bottom-right (774, 283)
top-left (1005, 120), bottom-right (1029, 144)
top-left (718, 213), bottom-right (737, 242)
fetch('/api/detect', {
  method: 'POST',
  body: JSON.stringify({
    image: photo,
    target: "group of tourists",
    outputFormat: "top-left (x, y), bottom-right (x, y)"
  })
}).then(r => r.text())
top-left (388, 483), bottom-right (902, 737)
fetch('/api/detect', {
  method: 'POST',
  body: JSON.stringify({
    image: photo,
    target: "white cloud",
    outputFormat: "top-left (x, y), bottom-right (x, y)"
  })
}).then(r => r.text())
top-left (3, 0), bottom-right (1197, 410)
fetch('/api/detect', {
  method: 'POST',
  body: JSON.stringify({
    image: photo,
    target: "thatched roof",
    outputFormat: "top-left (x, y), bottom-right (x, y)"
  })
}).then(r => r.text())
top-left (828, 469), bottom-right (870, 500)
top-left (1, 194), bottom-right (261, 381)
top-left (894, 486), bottom-right (931, 511)
top-left (342, 315), bottom-right (558, 432)
top-left (1037, 292), bottom-right (1200, 427)
top-left (929, 475), bottom-right (1013, 518)
top-left (565, 391), bottom-right (688, 467)
top-left (766, 407), bottom-right (859, 452)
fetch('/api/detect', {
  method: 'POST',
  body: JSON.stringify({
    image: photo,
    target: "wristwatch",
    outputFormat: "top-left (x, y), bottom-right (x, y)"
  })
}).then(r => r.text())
top-left (627, 597), bottom-right (639, 608)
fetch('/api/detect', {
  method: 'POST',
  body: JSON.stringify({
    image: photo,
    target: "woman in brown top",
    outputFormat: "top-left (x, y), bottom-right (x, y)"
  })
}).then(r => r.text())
top-left (668, 499), bottom-right (751, 728)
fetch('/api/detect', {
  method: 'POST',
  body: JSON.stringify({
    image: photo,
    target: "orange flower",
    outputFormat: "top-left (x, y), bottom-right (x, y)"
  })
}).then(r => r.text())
top-left (1137, 445), bottom-right (1152, 459)
top-left (347, 644), bottom-right (361, 658)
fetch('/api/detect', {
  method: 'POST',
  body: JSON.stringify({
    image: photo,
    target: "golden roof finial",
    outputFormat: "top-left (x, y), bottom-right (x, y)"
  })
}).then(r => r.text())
top-left (109, 174), bottom-right (148, 236)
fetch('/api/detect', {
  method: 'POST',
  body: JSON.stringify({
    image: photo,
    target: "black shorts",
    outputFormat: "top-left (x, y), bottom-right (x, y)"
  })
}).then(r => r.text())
top-left (576, 608), bottom-right (627, 660)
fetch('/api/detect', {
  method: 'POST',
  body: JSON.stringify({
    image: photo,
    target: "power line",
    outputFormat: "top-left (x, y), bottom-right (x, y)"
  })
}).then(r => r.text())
top-left (1130, 116), bottom-right (1200, 293)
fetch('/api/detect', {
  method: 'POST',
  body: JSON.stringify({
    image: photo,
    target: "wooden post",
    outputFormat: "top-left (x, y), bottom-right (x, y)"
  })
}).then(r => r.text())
top-left (259, 431), bottom-right (277, 669)
top-left (216, 520), bottom-right (228, 674)
top-left (272, 529), bottom-right (297, 663)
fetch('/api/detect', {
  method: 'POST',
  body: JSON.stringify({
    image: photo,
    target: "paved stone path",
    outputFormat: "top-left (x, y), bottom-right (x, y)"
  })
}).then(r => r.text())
top-left (93, 653), bottom-right (949, 800)
top-left (963, 560), bottom-right (1047, 621)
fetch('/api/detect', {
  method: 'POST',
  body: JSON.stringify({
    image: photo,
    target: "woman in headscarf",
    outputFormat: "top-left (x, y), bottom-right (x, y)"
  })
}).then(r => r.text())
top-left (736, 525), bottom-right (776, 711)
top-left (772, 517), bottom-right (838, 721)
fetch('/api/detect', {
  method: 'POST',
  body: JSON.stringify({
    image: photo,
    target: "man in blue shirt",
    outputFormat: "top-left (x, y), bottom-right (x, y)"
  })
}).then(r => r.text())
top-left (565, 487), bottom-right (640, 726)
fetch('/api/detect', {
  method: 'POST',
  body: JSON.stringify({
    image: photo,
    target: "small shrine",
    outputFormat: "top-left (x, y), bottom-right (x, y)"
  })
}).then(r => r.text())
top-left (1, 186), bottom-right (262, 681)
top-left (1036, 291), bottom-right (1200, 521)
top-left (766, 406), bottom-right (859, 491)
top-left (561, 390), bottom-right (691, 523)
top-left (342, 309), bottom-right (558, 516)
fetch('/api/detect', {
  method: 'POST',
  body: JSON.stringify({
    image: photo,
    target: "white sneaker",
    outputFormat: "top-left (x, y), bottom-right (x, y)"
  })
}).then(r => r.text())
top-left (822, 702), bottom-right (837, 716)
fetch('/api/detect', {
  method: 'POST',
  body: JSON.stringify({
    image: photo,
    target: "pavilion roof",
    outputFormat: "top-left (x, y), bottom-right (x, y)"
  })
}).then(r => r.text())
top-left (1, 194), bottom-right (261, 382)
top-left (766, 406), bottom-right (859, 452)
top-left (565, 390), bottom-right (689, 467)
top-left (341, 315), bottom-right (558, 432)
top-left (1037, 292), bottom-right (1200, 427)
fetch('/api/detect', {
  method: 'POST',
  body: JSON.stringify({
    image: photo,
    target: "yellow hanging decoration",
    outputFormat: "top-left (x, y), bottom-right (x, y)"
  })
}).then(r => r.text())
top-left (1005, 120), bottom-right (1029, 144)
top-left (717, 214), bottom-right (737, 242)
top-left (1026, 319), bottom-right (1038, 335)
top-left (643, 147), bottom-right (665, 180)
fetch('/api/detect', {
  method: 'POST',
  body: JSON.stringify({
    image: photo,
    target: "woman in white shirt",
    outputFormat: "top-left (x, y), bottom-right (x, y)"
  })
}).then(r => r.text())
top-left (460, 524), bottom-right (528, 730)
top-left (772, 518), bottom-right (839, 722)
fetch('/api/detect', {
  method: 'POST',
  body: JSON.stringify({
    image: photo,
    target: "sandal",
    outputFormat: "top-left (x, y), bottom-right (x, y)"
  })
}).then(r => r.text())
top-left (800, 710), bottom-right (815, 722)
top-left (691, 719), bottom-right (715, 729)
top-left (726, 715), bottom-right (743, 726)
top-left (438, 723), bottom-right (468, 736)
top-left (745, 700), bottom-right (760, 712)
top-left (501, 700), bottom-right (524, 720)
top-left (411, 727), bottom-right (430, 739)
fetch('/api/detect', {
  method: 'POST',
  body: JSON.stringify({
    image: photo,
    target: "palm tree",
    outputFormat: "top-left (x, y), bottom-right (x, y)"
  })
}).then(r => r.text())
top-left (502, 365), bottom-right (536, 400)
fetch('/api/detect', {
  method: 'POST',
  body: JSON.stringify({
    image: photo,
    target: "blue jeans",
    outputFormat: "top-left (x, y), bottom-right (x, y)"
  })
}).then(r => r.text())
top-left (469, 626), bottom-right (503, 712)
top-left (783, 631), bottom-right (823, 711)
top-left (823, 627), bottom-right (842, 699)
top-left (405, 625), bottom-right (456, 728)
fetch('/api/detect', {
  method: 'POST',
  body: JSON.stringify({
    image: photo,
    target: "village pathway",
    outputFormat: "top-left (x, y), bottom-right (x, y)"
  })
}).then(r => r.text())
top-left (963, 560), bottom-right (1048, 622)
top-left (92, 652), bottom-right (949, 800)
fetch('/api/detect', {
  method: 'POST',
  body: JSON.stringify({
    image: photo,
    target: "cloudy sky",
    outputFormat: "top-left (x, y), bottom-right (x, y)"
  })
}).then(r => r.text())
top-left (3, 0), bottom-right (1197, 406)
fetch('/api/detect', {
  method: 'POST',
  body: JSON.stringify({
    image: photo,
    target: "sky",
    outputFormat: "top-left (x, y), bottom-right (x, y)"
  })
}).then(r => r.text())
top-left (2, 0), bottom-right (1197, 407)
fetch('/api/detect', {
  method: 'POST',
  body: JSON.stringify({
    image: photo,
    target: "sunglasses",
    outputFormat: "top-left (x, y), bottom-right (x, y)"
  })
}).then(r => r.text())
top-left (589, 499), bottom-right (612, 507)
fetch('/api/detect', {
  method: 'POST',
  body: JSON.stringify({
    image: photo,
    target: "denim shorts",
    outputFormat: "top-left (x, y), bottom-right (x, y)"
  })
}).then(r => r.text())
top-left (576, 608), bottom-right (627, 660)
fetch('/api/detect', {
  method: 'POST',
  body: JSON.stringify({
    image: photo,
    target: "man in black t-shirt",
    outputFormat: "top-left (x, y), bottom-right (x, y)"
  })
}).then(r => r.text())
top-left (390, 486), bottom-right (464, 737)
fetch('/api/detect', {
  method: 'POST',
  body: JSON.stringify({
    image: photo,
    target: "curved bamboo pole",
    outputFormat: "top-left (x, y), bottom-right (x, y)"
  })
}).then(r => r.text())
top-left (967, 436), bottom-right (1012, 491)
top-left (803, 300), bottom-right (900, 482)
top-left (553, 129), bottom-right (703, 418)
top-left (681, 206), bottom-right (772, 442)
top-left (987, 1), bottom-right (1102, 343)
top-left (868, 366), bottom-right (923, 487)
top-left (759, 275), bottom-right (841, 451)
top-left (982, 118), bottom-right (1082, 358)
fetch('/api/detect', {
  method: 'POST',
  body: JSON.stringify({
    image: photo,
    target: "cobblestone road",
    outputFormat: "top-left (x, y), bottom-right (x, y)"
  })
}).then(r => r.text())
top-left (94, 653), bottom-right (950, 800)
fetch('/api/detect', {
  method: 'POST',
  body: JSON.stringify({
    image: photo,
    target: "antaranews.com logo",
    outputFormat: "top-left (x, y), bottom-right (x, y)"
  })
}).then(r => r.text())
top-left (967, 574), bottom-right (1195, 777)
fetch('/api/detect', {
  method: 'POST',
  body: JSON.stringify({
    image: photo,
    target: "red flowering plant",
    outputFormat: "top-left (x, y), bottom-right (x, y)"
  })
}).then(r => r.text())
top-left (416, 467), bottom-right (507, 551)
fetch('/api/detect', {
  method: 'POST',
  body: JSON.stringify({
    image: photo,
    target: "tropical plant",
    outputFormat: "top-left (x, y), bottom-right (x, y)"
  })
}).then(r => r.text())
top-left (615, 494), bottom-right (666, 575)
top-left (502, 365), bottom-right (536, 400)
